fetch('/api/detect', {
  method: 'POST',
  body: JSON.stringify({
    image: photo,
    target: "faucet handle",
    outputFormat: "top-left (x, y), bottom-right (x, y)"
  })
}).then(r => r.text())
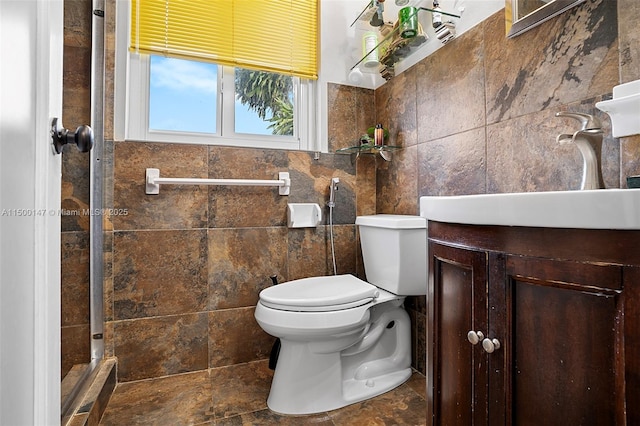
top-left (555, 111), bottom-right (602, 130)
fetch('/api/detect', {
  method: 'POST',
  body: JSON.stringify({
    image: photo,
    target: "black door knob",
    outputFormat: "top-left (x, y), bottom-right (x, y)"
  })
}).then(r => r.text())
top-left (51, 117), bottom-right (94, 154)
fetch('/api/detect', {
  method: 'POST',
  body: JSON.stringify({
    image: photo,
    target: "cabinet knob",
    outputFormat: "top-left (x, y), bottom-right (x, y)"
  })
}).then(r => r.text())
top-left (482, 338), bottom-right (501, 353)
top-left (467, 330), bottom-right (485, 345)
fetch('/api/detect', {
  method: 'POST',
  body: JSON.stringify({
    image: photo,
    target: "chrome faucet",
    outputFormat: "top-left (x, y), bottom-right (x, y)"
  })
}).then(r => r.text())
top-left (555, 112), bottom-right (605, 190)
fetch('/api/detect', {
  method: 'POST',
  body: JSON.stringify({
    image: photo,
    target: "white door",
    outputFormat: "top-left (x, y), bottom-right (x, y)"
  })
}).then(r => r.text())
top-left (0, 0), bottom-right (63, 424)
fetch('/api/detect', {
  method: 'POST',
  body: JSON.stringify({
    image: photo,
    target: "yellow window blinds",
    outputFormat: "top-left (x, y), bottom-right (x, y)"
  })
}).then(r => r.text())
top-left (130, 0), bottom-right (319, 79)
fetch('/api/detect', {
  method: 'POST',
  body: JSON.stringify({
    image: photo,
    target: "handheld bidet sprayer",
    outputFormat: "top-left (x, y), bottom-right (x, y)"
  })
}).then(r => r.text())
top-left (328, 178), bottom-right (340, 208)
top-left (328, 177), bottom-right (340, 275)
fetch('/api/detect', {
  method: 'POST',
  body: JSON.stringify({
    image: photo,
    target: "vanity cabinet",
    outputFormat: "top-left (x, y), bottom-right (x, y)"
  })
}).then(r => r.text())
top-left (427, 222), bottom-right (640, 425)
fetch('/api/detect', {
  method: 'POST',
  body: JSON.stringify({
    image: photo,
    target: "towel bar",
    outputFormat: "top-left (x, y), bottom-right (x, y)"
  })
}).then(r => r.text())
top-left (145, 168), bottom-right (291, 195)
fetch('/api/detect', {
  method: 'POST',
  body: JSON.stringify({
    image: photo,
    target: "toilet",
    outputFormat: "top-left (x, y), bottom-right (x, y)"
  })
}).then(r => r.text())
top-left (254, 214), bottom-right (427, 415)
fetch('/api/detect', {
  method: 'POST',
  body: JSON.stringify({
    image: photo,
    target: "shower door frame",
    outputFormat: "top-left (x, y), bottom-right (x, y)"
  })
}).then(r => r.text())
top-left (60, 0), bottom-right (105, 419)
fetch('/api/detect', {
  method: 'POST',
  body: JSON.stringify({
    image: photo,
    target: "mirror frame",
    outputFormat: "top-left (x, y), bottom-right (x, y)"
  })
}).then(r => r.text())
top-left (505, 0), bottom-right (586, 38)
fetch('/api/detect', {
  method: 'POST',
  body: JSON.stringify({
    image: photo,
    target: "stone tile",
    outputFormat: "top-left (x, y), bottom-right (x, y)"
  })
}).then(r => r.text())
top-left (103, 320), bottom-right (115, 359)
top-left (486, 101), bottom-right (619, 193)
top-left (61, 148), bottom-right (91, 232)
top-left (354, 88), bottom-right (378, 146)
top-left (63, 45), bottom-right (92, 89)
top-left (62, 42), bottom-right (91, 125)
top-left (98, 368), bottom-right (426, 425)
top-left (405, 294), bottom-right (426, 315)
top-left (113, 230), bottom-right (208, 320)
top-left (61, 231), bottom-right (90, 327)
top-left (327, 83), bottom-right (376, 152)
top-left (208, 308), bottom-right (274, 368)
top-left (331, 224), bottom-right (358, 277)
top-left (406, 371), bottom-right (427, 400)
top-left (619, 0), bottom-right (640, 83)
top-left (621, 135), bottom-right (640, 187)
top-left (287, 227), bottom-right (330, 280)
top-left (61, 324), bottom-right (90, 379)
top-left (405, 294), bottom-right (426, 366)
top-left (104, 0), bottom-right (117, 141)
top-left (209, 360), bottom-right (273, 419)
top-left (103, 230), bottom-right (114, 323)
top-left (287, 225), bottom-right (357, 280)
top-left (486, 108), bottom-right (579, 193)
top-left (416, 22), bottom-right (485, 142)
top-left (64, 0), bottom-right (92, 48)
top-left (327, 83), bottom-right (357, 152)
top-left (484, 1), bottom-right (618, 124)
top-left (375, 67), bottom-right (417, 148)
top-left (215, 409), bottom-right (334, 425)
top-left (208, 227), bottom-right (287, 310)
top-left (415, 311), bottom-right (427, 375)
top-left (100, 371), bottom-right (213, 425)
top-left (417, 127), bottom-right (486, 197)
top-left (208, 147), bottom-right (289, 228)
top-left (288, 151), bottom-right (356, 225)
top-left (113, 313), bottom-right (209, 382)
top-left (327, 377), bottom-right (427, 425)
top-left (102, 139), bottom-right (115, 233)
top-left (113, 142), bottom-right (209, 230)
top-left (376, 145), bottom-right (419, 215)
top-left (356, 154), bottom-right (377, 217)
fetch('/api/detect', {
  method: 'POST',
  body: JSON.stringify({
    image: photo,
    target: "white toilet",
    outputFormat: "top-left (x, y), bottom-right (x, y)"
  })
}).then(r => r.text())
top-left (254, 214), bottom-right (427, 415)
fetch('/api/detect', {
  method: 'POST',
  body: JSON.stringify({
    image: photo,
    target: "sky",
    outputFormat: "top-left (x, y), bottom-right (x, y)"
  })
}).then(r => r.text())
top-left (149, 56), bottom-right (271, 135)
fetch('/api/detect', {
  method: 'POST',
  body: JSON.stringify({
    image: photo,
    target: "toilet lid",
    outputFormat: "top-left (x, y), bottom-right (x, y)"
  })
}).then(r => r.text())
top-left (259, 274), bottom-right (379, 312)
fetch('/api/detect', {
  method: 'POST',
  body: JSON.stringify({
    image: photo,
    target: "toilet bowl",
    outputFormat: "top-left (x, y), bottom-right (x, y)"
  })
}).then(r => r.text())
top-left (254, 214), bottom-right (427, 415)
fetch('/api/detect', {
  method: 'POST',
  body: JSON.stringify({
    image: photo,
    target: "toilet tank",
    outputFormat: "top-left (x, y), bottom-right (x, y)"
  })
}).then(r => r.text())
top-left (355, 214), bottom-right (427, 296)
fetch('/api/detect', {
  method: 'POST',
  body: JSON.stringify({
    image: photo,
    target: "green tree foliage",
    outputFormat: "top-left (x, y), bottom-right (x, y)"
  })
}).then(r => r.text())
top-left (267, 97), bottom-right (294, 135)
top-left (234, 68), bottom-right (294, 136)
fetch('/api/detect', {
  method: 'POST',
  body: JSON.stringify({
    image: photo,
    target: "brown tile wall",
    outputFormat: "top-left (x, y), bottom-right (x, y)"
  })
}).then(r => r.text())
top-left (62, 0), bottom-right (639, 386)
top-left (378, 0), bottom-right (640, 201)
top-left (101, 135), bottom-right (362, 380)
top-left (107, 141), bottom-right (370, 382)
top-left (373, 0), bottom-right (639, 375)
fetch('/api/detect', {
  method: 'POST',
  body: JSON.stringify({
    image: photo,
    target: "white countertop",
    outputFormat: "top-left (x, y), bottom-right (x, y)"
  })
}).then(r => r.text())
top-left (420, 189), bottom-right (640, 230)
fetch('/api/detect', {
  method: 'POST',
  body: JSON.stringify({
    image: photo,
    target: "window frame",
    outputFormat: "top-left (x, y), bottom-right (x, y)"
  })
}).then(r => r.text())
top-left (114, 0), bottom-right (319, 151)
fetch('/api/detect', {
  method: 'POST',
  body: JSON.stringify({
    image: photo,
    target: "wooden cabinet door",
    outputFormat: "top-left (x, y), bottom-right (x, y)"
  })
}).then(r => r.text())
top-left (429, 242), bottom-right (489, 426)
top-left (504, 255), bottom-right (624, 426)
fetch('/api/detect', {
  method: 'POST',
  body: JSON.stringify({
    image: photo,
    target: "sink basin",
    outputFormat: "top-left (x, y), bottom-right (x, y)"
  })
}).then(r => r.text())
top-left (419, 189), bottom-right (640, 230)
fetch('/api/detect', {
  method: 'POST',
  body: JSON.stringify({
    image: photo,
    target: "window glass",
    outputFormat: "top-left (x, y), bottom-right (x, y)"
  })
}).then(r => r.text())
top-left (149, 55), bottom-right (217, 133)
top-left (234, 68), bottom-right (294, 137)
top-left (234, 100), bottom-right (271, 135)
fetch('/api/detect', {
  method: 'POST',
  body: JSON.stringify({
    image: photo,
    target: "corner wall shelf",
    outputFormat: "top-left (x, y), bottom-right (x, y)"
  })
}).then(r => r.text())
top-left (336, 144), bottom-right (402, 161)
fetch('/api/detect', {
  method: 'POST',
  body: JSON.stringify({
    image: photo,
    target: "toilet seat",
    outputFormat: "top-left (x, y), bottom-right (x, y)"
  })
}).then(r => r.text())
top-left (259, 274), bottom-right (379, 312)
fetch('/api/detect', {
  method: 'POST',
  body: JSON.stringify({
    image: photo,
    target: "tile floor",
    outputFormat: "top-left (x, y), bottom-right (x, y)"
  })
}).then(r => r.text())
top-left (99, 360), bottom-right (427, 425)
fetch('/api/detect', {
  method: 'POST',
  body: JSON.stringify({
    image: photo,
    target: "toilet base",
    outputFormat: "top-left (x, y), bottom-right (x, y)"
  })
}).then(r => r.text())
top-left (265, 304), bottom-right (413, 415)
top-left (267, 347), bottom-right (412, 416)
top-left (342, 367), bottom-right (412, 405)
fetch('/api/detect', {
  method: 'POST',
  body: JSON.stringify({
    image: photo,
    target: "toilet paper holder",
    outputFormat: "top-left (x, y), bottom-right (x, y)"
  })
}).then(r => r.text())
top-left (287, 203), bottom-right (322, 228)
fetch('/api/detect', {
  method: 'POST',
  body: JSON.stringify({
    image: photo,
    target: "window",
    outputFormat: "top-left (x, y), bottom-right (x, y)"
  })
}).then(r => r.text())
top-left (148, 56), bottom-right (218, 134)
top-left (121, 54), bottom-right (317, 150)
top-left (116, 0), bottom-right (319, 150)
